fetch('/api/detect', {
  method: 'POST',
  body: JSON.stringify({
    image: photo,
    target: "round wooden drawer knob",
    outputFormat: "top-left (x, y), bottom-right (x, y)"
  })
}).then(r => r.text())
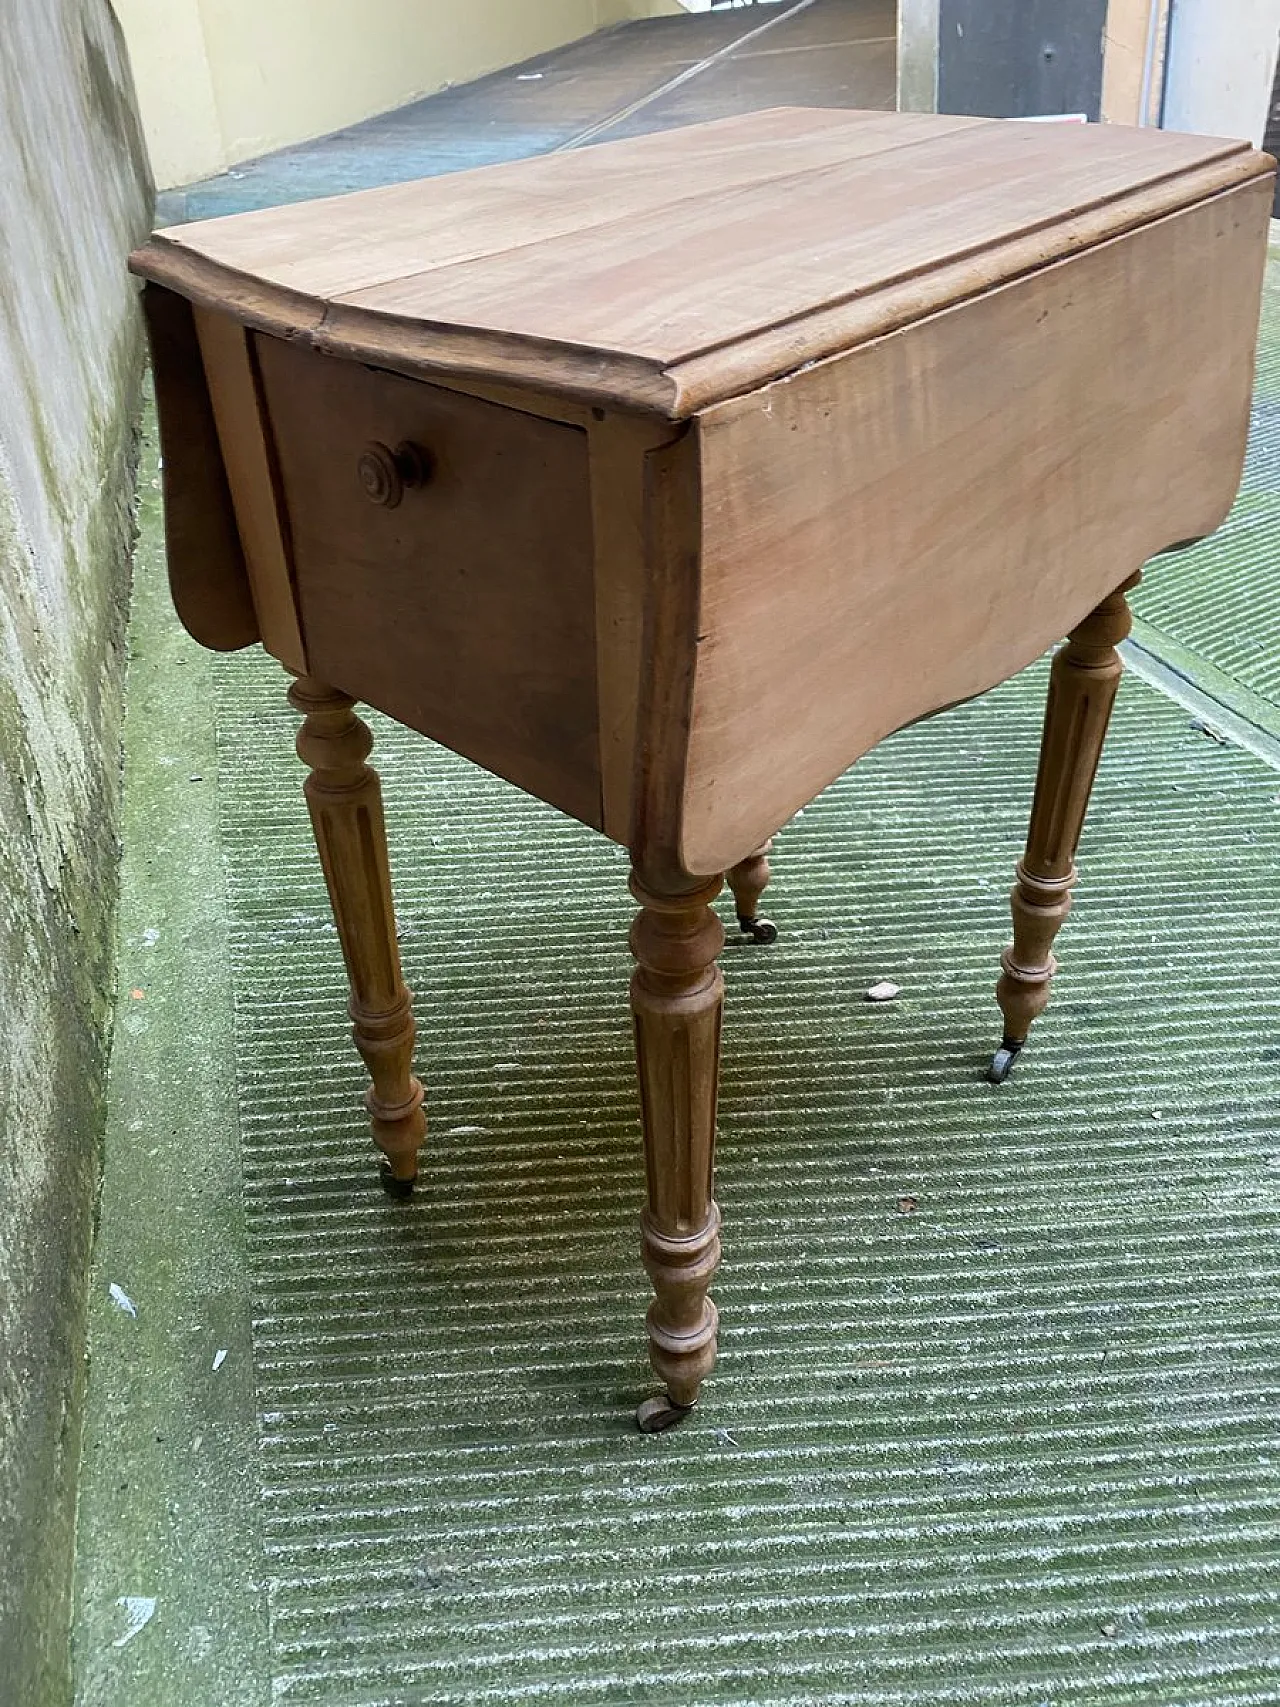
top-left (357, 440), bottom-right (432, 508)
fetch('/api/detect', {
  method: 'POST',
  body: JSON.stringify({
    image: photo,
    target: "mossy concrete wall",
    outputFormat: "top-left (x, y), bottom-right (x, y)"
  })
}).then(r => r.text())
top-left (0, 3), bottom-right (151, 1700)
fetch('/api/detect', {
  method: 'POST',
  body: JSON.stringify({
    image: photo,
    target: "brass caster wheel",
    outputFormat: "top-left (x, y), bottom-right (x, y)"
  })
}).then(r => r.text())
top-left (736, 913), bottom-right (778, 945)
top-left (987, 1037), bottom-right (1025, 1086)
top-left (636, 1394), bottom-right (695, 1434)
top-left (379, 1160), bottom-right (417, 1200)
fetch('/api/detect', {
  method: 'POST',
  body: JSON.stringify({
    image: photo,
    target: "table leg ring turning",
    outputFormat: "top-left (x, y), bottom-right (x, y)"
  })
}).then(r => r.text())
top-left (290, 675), bottom-right (428, 1188)
top-left (629, 871), bottom-right (725, 1428)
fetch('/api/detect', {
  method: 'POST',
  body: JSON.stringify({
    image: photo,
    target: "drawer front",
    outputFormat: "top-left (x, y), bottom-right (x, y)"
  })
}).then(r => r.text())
top-left (255, 335), bottom-right (600, 828)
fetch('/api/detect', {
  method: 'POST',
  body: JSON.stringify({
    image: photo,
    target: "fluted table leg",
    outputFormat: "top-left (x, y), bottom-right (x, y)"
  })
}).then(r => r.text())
top-left (628, 869), bottom-right (725, 1431)
top-left (289, 676), bottom-right (426, 1192)
top-left (990, 573), bottom-right (1140, 1084)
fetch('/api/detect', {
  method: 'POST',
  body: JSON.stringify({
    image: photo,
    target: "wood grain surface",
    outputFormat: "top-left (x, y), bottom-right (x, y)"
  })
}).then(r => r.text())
top-left (192, 307), bottom-right (307, 671)
top-left (132, 109), bottom-right (1270, 417)
top-left (149, 109), bottom-right (968, 303)
top-left (137, 103), bottom-right (1275, 1431)
top-left (255, 336), bottom-right (602, 829)
top-left (679, 176), bottom-right (1273, 876)
top-left (142, 285), bottom-right (259, 652)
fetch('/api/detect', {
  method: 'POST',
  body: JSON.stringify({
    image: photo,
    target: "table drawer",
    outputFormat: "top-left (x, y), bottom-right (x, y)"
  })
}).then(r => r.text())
top-left (254, 335), bottom-right (601, 828)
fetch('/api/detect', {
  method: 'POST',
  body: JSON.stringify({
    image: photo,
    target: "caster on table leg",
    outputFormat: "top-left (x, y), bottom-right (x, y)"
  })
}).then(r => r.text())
top-left (290, 678), bottom-right (428, 1201)
top-left (379, 1159), bottom-right (417, 1199)
top-left (728, 842), bottom-right (777, 945)
top-left (988, 577), bottom-right (1138, 1091)
top-left (736, 912), bottom-right (778, 945)
top-left (636, 1393), bottom-right (696, 1434)
top-left (987, 1037), bottom-right (1025, 1086)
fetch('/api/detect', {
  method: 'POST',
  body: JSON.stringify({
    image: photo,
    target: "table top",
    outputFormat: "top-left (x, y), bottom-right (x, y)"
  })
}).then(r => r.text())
top-left (131, 108), bottom-right (1267, 417)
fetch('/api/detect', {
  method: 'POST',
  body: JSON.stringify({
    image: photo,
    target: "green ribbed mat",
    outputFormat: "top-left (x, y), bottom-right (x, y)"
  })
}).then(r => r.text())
top-left (1131, 257), bottom-right (1280, 720)
top-left (210, 639), bottom-right (1280, 1707)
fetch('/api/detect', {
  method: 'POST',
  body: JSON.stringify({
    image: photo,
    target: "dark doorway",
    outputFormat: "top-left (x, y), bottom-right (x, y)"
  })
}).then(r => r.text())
top-left (938, 0), bottom-right (1109, 121)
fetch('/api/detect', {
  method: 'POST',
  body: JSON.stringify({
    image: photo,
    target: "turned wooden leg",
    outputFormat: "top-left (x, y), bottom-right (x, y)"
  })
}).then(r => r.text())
top-left (629, 868), bottom-right (725, 1431)
top-left (727, 839), bottom-right (778, 944)
top-left (989, 574), bottom-right (1140, 1084)
top-left (289, 676), bottom-right (426, 1192)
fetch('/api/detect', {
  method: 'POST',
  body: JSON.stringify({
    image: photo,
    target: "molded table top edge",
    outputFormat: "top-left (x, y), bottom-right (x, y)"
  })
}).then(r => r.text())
top-left (129, 110), bottom-right (1273, 419)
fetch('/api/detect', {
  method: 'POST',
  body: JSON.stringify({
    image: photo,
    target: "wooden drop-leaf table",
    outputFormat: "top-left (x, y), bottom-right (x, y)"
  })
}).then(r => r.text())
top-left (131, 109), bottom-right (1273, 1431)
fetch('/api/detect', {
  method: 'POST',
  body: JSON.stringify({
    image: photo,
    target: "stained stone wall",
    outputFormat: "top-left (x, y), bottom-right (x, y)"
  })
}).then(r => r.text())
top-left (0, 3), bottom-right (151, 1699)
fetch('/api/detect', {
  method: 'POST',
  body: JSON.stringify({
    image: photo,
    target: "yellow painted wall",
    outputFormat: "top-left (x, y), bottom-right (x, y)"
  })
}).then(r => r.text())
top-left (114, 0), bottom-right (680, 190)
